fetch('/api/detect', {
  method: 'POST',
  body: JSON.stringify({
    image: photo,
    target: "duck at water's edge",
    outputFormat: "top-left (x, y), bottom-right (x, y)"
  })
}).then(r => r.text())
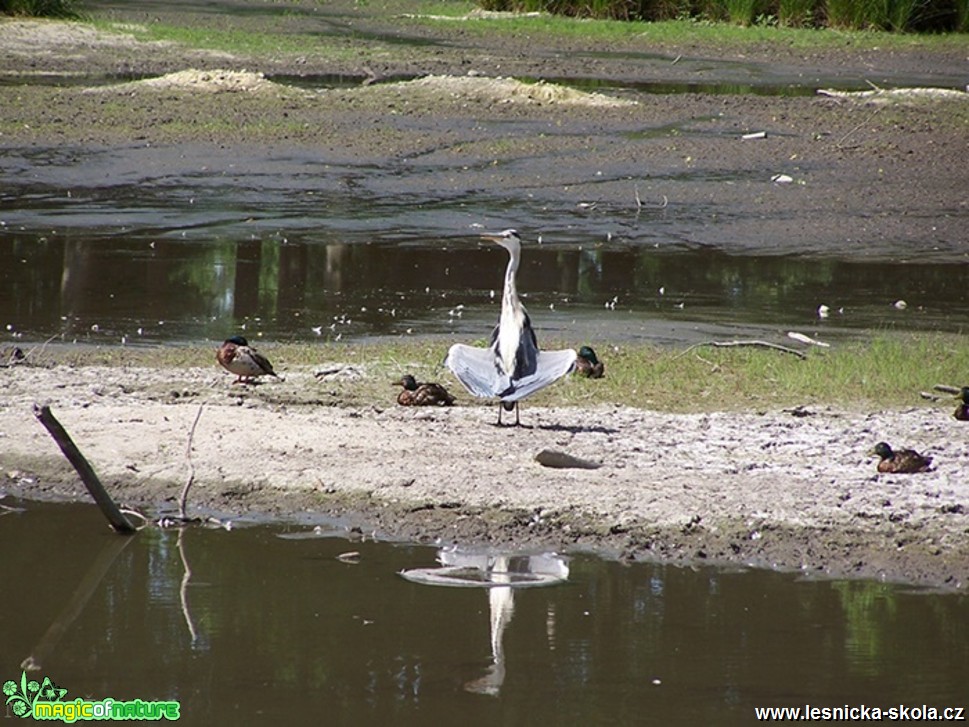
top-left (217, 336), bottom-right (280, 384)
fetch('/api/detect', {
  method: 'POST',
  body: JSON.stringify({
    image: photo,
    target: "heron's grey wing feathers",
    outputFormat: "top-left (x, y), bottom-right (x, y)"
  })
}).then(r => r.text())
top-left (445, 344), bottom-right (510, 398)
top-left (513, 315), bottom-right (540, 380)
top-left (501, 348), bottom-right (577, 403)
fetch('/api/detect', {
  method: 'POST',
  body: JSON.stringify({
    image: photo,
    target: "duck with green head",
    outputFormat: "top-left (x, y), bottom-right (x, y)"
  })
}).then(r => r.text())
top-left (217, 335), bottom-right (280, 385)
top-left (575, 345), bottom-right (605, 378)
top-left (393, 374), bottom-right (455, 407)
top-left (870, 442), bottom-right (932, 474)
top-left (954, 387), bottom-right (969, 421)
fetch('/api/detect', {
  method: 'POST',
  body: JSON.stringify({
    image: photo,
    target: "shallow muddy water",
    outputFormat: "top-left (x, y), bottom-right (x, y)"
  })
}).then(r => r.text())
top-left (1, 501), bottom-right (966, 725)
top-left (2, 144), bottom-right (966, 348)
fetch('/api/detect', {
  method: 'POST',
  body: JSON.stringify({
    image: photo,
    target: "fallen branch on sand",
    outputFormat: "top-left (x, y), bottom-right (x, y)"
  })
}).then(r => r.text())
top-left (32, 404), bottom-right (138, 534)
top-left (673, 340), bottom-right (807, 361)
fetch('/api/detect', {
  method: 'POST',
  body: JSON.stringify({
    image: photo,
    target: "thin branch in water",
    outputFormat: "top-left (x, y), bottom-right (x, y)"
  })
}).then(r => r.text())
top-left (178, 403), bottom-right (205, 521)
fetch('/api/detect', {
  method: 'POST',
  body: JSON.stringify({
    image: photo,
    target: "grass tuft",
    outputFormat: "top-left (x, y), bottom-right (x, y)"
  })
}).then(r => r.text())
top-left (34, 332), bottom-right (969, 414)
top-left (0, 0), bottom-right (79, 17)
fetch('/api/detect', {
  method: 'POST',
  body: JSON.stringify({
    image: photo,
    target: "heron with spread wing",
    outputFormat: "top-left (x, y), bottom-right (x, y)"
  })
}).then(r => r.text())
top-left (445, 229), bottom-right (576, 426)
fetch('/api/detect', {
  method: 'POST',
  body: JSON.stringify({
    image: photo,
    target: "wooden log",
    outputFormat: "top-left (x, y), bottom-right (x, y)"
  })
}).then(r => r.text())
top-left (32, 404), bottom-right (137, 534)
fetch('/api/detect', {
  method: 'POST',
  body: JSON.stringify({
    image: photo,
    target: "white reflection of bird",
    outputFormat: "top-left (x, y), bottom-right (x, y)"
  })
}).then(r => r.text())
top-left (445, 229), bottom-right (577, 426)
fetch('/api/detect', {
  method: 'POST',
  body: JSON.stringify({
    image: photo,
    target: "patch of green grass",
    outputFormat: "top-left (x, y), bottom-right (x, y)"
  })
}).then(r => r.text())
top-left (473, 0), bottom-right (965, 30)
top-left (777, 0), bottom-right (816, 26)
top-left (80, 4), bottom-right (966, 63)
top-left (93, 20), bottom-right (372, 63)
top-left (35, 332), bottom-right (969, 414)
top-left (0, 0), bottom-right (79, 18)
top-left (427, 9), bottom-right (966, 51)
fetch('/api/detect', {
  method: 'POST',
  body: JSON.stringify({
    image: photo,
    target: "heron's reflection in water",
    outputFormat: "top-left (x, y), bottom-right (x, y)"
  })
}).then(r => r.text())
top-left (401, 549), bottom-right (569, 697)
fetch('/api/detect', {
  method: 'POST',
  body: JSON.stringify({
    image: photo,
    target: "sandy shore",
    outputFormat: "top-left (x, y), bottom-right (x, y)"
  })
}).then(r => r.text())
top-left (2, 359), bottom-right (967, 590)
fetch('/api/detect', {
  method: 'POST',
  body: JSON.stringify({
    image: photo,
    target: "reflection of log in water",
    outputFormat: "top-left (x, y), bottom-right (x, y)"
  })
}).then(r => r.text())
top-left (21, 534), bottom-right (135, 672)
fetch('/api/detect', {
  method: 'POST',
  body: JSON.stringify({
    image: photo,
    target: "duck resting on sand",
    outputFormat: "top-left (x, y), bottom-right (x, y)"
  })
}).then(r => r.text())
top-left (953, 387), bottom-right (969, 421)
top-left (217, 336), bottom-right (280, 384)
top-left (393, 374), bottom-right (455, 406)
top-left (445, 229), bottom-right (576, 426)
top-left (870, 442), bottom-right (932, 474)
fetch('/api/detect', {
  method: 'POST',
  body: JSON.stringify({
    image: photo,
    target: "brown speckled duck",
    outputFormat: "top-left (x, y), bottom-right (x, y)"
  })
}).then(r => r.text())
top-left (870, 442), bottom-right (932, 474)
top-left (954, 387), bottom-right (969, 421)
top-left (575, 345), bottom-right (605, 379)
top-left (217, 336), bottom-right (280, 384)
top-left (393, 374), bottom-right (455, 406)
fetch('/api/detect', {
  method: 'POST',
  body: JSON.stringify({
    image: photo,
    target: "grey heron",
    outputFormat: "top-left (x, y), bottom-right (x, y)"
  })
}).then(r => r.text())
top-left (445, 229), bottom-right (577, 426)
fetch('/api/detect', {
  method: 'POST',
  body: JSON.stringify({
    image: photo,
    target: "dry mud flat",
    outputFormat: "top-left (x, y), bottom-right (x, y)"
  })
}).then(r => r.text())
top-left (1, 361), bottom-right (967, 591)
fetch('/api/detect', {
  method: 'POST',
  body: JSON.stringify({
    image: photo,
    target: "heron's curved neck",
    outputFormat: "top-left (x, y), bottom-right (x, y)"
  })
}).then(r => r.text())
top-left (502, 250), bottom-right (519, 310)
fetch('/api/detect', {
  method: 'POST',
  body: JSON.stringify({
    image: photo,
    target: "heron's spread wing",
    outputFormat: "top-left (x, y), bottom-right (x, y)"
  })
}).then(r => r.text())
top-left (501, 348), bottom-right (577, 403)
top-left (445, 344), bottom-right (511, 398)
top-left (447, 342), bottom-right (575, 402)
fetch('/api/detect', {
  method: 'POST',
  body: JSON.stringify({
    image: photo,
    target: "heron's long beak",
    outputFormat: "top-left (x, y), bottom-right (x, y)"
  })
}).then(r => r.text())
top-left (479, 233), bottom-right (504, 244)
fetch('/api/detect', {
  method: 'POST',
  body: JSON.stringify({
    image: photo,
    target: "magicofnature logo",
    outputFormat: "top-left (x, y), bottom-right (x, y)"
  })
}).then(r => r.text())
top-left (3, 671), bottom-right (180, 722)
top-left (3, 671), bottom-right (66, 718)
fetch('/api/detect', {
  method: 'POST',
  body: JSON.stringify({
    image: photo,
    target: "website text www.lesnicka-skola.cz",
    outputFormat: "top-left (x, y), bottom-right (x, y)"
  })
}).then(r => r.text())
top-left (754, 704), bottom-right (966, 721)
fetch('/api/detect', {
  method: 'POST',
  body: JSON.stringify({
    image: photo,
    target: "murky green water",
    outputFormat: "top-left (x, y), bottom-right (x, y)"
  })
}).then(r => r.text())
top-left (1, 501), bottom-right (966, 725)
top-left (2, 221), bottom-right (967, 347)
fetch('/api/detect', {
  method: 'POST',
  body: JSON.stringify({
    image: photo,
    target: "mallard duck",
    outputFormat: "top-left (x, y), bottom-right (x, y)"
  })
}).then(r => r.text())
top-left (870, 442), bottom-right (932, 474)
top-left (217, 335), bottom-right (280, 384)
top-left (393, 374), bottom-right (455, 406)
top-left (954, 387), bottom-right (969, 421)
top-left (575, 345), bottom-right (605, 378)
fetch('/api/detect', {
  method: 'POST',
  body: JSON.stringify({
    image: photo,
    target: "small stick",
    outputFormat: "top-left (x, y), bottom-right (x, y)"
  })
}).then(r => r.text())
top-left (933, 384), bottom-right (960, 395)
top-left (673, 340), bottom-right (807, 360)
top-left (835, 106), bottom-right (882, 148)
top-left (178, 404), bottom-right (205, 521)
top-left (33, 404), bottom-right (137, 534)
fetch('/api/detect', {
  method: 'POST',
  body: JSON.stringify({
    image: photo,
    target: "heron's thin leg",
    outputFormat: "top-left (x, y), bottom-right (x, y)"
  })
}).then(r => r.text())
top-left (514, 402), bottom-right (520, 426)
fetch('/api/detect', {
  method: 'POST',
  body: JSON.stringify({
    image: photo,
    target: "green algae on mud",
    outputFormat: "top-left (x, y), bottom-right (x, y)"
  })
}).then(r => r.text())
top-left (9, 332), bottom-right (968, 413)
